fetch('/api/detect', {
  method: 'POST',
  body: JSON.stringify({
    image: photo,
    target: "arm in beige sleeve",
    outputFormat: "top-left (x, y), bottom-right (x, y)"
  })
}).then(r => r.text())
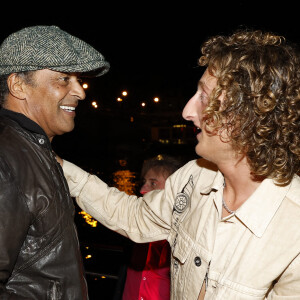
top-left (63, 159), bottom-right (90, 198)
top-left (62, 159), bottom-right (171, 243)
top-left (268, 253), bottom-right (300, 299)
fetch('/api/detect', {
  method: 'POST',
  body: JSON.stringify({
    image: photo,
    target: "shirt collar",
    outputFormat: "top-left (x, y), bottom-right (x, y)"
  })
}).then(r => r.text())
top-left (200, 170), bottom-right (224, 194)
top-left (199, 169), bottom-right (292, 238)
top-left (235, 179), bottom-right (291, 237)
top-left (200, 170), bottom-right (224, 217)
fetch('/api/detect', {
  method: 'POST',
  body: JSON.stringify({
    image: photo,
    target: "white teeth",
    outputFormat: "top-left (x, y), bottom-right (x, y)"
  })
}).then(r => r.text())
top-left (60, 105), bottom-right (75, 112)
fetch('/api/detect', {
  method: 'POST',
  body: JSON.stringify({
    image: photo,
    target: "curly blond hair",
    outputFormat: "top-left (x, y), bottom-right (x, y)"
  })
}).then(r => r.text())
top-left (199, 30), bottom-right (300, 185)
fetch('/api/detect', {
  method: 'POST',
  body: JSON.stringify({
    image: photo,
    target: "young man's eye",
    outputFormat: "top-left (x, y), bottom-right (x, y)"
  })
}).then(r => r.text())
top-left (200, 92), bottom-right (208, 103)
top-left (200, 92), bottom-right (206, 100)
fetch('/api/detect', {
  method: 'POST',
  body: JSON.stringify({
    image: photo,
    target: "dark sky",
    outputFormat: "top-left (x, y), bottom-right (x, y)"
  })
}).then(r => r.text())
top-left (1, 1), bottom-right (299, 171)
top-left (1, 1), bottom-right (299, 104)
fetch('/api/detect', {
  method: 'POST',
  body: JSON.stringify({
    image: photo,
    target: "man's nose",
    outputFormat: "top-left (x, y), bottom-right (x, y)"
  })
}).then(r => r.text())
top-left (71, 80), bottom-right (86, 100)
top-left (140, 184), bottom-right (150, 195)
top-left (182, 97), bottom-right (196, 121)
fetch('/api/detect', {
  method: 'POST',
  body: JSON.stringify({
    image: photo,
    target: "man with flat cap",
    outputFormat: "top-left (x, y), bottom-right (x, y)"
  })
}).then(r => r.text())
top-left (0, 25), bottom-right (109, 299)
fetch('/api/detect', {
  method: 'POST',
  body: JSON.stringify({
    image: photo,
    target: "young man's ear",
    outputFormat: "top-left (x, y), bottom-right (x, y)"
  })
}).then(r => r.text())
top-left (7, 73), bottom-right (27, 100)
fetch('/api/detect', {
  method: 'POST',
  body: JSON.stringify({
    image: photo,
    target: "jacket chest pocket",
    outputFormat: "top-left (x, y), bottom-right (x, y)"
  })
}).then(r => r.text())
top-left (169, 226), bottom-right (208, 299)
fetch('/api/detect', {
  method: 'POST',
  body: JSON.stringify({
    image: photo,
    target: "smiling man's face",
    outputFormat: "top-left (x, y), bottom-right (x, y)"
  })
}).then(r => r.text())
top-left (18, 69), bottom-right (85, 141)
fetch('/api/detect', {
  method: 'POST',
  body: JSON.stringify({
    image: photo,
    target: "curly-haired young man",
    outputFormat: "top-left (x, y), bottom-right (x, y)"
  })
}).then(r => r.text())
top-left (61, 30), bottom-right (300, 299)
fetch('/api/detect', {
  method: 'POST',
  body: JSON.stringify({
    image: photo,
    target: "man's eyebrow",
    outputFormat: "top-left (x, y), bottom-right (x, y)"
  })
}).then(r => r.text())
top-left (149, 178), bottom-right (158, 181)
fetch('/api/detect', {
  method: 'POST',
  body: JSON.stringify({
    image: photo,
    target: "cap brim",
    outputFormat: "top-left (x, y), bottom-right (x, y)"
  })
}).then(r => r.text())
top-left (49, 60), bottom-right (110, 77)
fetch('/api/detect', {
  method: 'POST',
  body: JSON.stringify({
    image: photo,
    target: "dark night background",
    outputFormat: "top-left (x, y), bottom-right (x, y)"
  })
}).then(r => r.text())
top-left (2, 1), bottom-right (298, 173)
top-left (1, 1), bottom-right (299, 298)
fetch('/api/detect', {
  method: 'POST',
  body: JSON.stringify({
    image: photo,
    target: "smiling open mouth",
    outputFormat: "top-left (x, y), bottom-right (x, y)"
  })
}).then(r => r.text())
top-left (60, 106), bottom-right (75, 112)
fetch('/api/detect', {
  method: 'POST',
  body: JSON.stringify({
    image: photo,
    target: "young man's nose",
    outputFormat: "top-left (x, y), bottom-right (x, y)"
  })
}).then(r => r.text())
top-left (182, 96), bottom-right (196, 121)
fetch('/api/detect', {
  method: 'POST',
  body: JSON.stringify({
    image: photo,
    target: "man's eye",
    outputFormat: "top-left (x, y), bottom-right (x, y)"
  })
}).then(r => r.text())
top-left (200, 93), bottom-right (206, 100)
top-left (200, 92), bottom-right (208, 103)
top-left (59, 76), bottom-right (70, 83)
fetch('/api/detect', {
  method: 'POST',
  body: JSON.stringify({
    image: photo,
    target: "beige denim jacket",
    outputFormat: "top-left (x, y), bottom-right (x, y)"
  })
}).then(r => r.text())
top-left (63, 159), bottom-right (300, 300)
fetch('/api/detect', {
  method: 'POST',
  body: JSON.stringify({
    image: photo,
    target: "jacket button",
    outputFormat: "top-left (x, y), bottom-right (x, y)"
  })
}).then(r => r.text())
top-left (38, 138), bottom-right (45, 144)
top-left (174, 260), bottom-right (179, 269)
top-left (194, 256), bottom-right (201, 267)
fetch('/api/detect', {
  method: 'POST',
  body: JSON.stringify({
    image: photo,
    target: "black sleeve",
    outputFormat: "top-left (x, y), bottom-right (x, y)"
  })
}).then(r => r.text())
top-left (0, 157), bottom-right (32, 299)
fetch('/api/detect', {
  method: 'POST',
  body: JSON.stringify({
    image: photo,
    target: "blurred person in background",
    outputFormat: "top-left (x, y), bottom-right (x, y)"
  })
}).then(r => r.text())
top-left (122, 154), bottom-right (182, 300)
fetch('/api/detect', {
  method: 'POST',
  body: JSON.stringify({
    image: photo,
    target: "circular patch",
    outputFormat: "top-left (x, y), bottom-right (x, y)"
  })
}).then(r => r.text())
top-left (174, 193), bottom-right (189, 213)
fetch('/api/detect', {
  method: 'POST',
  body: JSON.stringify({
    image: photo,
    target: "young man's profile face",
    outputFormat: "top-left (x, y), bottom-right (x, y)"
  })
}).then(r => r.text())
top-left (182, 69), bottom-right (233, 164)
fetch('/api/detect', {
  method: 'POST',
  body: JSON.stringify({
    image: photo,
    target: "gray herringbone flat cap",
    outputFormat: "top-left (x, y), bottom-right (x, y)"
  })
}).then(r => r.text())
top-left (0, 25), bottom-right (110, 76)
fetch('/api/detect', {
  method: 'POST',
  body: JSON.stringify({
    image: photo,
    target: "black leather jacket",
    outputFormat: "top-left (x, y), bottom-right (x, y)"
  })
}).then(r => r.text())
top-left (0, 109), bottom-right (88, 299)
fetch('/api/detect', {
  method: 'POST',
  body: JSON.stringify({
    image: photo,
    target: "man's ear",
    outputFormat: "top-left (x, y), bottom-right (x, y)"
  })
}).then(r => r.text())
top-left (7, 73), bottom-right (27, 100)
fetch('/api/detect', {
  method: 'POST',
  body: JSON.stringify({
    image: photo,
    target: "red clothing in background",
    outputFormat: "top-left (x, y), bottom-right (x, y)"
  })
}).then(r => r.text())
top-left (122, 239), bottom-right (170, 300)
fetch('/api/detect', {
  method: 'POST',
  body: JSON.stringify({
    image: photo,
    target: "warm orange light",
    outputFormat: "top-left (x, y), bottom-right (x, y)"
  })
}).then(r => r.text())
top-left (122, 91), bottom-right (128, 96)
top-left (112, 170), bottom-right (137, 195)
top-left (141, 102), bottom-right (146, 107)
top-left (82, 83), bottom-right (88, 89)
top-left (91, 101), bottom-right (98, 109)
top-left (117, 97), bottom-right (123, 102)
top-left (154, 97), bottom-right (159, 102)
top-left (79, 211), bottom-right (98, 227)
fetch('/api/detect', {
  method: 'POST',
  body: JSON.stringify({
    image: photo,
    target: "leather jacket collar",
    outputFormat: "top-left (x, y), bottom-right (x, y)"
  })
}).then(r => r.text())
top-left (0, 108), bottom-right (47, 137)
